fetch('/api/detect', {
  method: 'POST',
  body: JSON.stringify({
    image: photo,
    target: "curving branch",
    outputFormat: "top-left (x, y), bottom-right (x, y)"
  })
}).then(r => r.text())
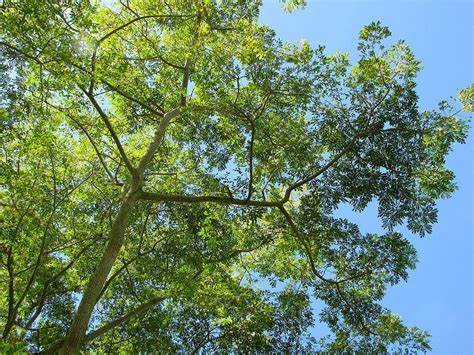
top-left (96, 14), bottom-right (196, 47)
top-left (87, 12), bottom-right (195, 97)
top-left (278, 205), bottom-right (380, 337)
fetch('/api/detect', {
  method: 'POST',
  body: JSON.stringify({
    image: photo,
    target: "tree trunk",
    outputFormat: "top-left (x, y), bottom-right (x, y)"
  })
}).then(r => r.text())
top-left (57, 190), bottom-right (138, 354)
top-left (53, 102), bottom-right (177, 355)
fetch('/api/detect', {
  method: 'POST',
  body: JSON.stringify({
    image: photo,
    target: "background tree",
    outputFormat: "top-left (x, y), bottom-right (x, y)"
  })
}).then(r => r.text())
top-left (0, 0), bottom-right (469, 353)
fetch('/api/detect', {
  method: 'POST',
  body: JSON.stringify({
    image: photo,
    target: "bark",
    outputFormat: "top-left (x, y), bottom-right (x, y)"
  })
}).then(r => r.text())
top-left (56, 190), bottom-right (138, 354)
top-left (53, 106), bottom-right (178, 353)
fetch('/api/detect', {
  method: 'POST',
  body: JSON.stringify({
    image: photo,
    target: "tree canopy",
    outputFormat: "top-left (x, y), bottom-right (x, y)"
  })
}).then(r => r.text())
top-left (0, 0), bottom-right (469, 353)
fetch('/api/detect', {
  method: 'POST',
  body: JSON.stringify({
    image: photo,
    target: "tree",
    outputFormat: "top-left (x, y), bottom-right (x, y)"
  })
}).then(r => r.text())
top-left (0, 1), bottom-right (469, 353)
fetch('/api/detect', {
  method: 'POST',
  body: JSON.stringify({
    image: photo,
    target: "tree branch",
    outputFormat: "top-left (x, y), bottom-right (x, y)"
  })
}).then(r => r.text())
top-left (97, 14), bottom-right (195, 46)
top-left (24, 241), bottom-right (96, 329)
top-left (135, 108), bottom-right (180, 177)
top-left (1, 247), bottom-right (15, 339)
top-left (99, 77), bottom-right (165, 116)
top-left (68, 115), bottom-right (119, 184)
top-left (80, 87), bottom-right (136, 175)
top-left (85, 295), bottom-right (167, 343)
top-left (278, 206), bottom-right (381, 337)
top-left (139, 191), bottom-right (281, 208)
top-left (246, 124), bottom-right (255, 201)
top-left (0, 41), bottom-right (45, 65)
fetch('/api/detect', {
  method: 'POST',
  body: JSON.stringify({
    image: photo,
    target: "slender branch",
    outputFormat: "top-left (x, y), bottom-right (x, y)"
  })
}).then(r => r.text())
top-left (97, 14), bottom-right (195, 46)
top-left (86, 13), bottom-right (194, 94)
top-left (12, 155), bottom-right (61, 326)
top-left (99, 77), bottom-right (165, 116)
top-left (133, 25), bottom-right (185, 71)
top-left (3, 215), bottom-right (51, 338)
top-left (282, 140), bottom-right (357, 203)
top-left (335, 283), bottom-right (377, 336)
top-left (139, 191), bottom-right (281, 208)
top-left (153, 54), bottom-right (185, 70)
top-left (84, 295), bottom-right (167, 343)
top-left (96, 237), bottom-right (165, 302)
top-left (68, 116), bottom-right (117, 184)
top-left (278, 206), bottom-right (334, 284)
top-left (180, 59), bottom-right (190, 107)
top-left (209, 235), bottom-right (276, 264)
top-left (279, 206), bottom-right (380, 337)
top-left (67, 60), bottom-right (166, 115)
top-left (79, 87), bottom-right (136, 175)
top-left (135, 22), bottom-right (196, 178)
top-left (246, 124), bottom-right (255, 201)
top-left (281, 124), bottom-right (384, 203)
top-left (0, 41), bottom-right (45, 65)
top-left (24, 241), bottom-right (96, 329)
top-left (1, 248), bottom-right (15, 339)
top-left (85, 267), bottom-right (203, 345)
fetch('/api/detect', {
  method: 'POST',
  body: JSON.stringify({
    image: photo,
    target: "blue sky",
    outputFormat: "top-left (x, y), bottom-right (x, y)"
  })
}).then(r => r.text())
top-left (260, 1), bottom-right (473, 353)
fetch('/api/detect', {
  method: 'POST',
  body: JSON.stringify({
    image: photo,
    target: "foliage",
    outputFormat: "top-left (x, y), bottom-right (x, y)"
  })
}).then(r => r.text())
top-left (0, 1), bottom-right (468, 353)
top-left (460, 84), bottom-right (474, 112)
